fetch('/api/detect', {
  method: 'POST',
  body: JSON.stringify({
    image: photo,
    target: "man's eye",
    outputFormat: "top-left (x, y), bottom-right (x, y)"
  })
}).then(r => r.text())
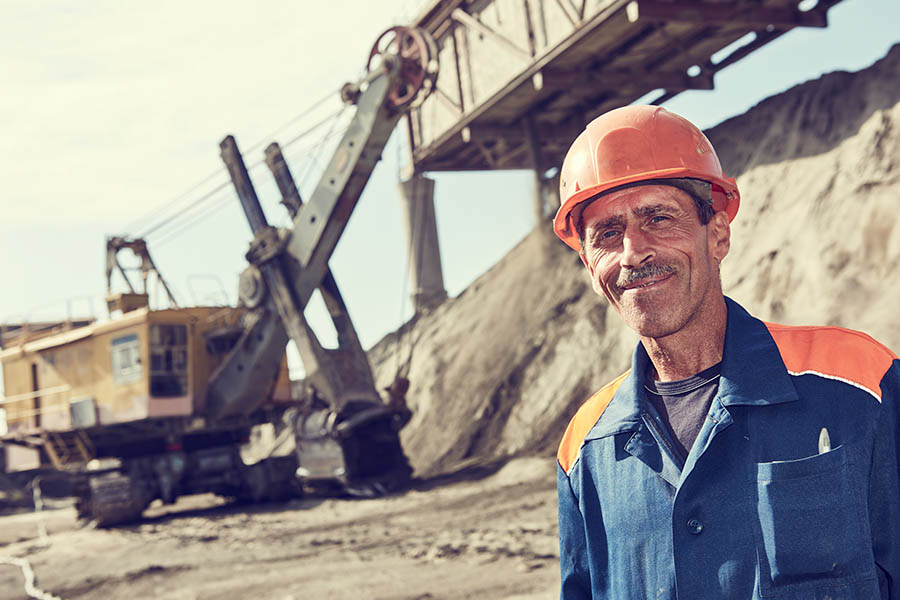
top-left (587, 227), bottom-right (622, 248)
top-left (649, 215), bottom-right (670, 224)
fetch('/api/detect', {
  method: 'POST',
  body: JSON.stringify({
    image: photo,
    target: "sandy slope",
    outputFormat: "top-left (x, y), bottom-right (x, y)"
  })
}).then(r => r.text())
top-left (712, 45), bottom-right (900, 342)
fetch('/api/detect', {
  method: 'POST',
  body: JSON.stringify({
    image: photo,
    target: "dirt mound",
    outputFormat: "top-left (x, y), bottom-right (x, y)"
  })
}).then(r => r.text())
top-left (713, 43), bottom-right (900, 342)
top-left (370, 43), bottom-right (900, 477)
top-left (370, 230), bottom-right (636, 477)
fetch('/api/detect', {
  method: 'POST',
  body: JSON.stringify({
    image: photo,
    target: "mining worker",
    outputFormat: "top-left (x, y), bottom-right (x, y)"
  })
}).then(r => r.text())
top-left (553, 105), bottom-right (900, 599)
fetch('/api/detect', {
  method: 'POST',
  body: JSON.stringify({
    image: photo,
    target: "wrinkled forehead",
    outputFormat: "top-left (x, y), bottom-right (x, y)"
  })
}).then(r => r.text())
top-left (578, 184), bottom-right (694, 225)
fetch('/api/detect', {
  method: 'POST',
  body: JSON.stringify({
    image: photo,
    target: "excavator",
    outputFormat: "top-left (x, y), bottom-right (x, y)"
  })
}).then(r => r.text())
top-left (0, 26), bottom-right (437, 525)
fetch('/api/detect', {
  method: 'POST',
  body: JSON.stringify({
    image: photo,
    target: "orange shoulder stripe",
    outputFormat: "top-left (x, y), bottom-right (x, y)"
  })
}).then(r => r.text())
top-left (766, 323), bottom-right (897, 402)
top-left (557, 370), bottom-right (630, 474)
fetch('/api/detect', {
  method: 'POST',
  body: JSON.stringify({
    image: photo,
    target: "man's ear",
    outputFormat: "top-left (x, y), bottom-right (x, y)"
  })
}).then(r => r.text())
top-left (708, 211), bottom-right (731, 263)
top-left (580, 252), bottom-right (605, 296)
top-left (579, 252), bottom-right (597, 279)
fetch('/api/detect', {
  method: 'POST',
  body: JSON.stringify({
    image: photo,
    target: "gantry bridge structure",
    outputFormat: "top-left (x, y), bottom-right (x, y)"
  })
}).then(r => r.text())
top-left (397, 0), bottom-right (844, 310)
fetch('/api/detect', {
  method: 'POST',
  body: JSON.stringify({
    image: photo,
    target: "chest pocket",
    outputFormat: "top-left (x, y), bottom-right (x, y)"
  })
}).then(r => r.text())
top-left (752, 444), bottom-right (877, 597)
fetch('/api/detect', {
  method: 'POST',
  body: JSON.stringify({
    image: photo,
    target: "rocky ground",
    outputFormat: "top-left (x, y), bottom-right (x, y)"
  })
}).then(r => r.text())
top-left (0, 458), bottom-right (559, 600)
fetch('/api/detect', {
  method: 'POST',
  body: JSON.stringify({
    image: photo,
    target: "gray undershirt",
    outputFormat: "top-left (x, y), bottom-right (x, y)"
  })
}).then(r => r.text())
top-left (644, 362), bottom-right (722, 460)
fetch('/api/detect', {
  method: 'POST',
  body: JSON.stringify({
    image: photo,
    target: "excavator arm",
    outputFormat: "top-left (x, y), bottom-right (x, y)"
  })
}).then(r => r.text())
top-left (206, 27), bottom-right (438, 493)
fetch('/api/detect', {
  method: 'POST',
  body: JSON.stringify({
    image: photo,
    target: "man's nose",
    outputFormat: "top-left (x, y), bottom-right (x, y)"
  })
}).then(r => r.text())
top-left (620, 225), bottom-right (655, 268)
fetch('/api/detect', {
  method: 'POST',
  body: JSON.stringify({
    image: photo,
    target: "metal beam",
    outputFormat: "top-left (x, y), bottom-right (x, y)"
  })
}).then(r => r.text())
top-left (433, 85), bottom-right (464, 115)
top-left (264, 142), bottom-right (371, 361)
top-left (416, 0), bottom-right (468, 38)
top-left (464, 119), bottom-right (583, 147)
top-left (264, 143), bottom-right (303, 219)
top-left (540, 67), bottom-right (714, 93)
top-left (523, 0), bottom-right (539, 57)
top-left (286, 70), bottom-right (403, 304)
top-left (411, 0), bottom-right (635, 165)
top-left (451, 8), bottom-right (532, 59)
top-left (709, 27), bottom-right (788, 71)
top-left (626, 1), bottom-right (828, 28)
top-left (473, 140), bottom-right (500, 169)
top-left (554, 0), bottom-right (581, 27)
top-left (219, 136), bottom-right (377, 415)
top-left (524, 113), bottom-right (546, 221)
top-left (451, 30), bottom-right (467, 113)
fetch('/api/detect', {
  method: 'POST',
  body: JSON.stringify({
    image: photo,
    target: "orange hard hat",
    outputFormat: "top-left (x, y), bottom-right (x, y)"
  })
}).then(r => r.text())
top-left (553, 105), bottom-right (740, 252)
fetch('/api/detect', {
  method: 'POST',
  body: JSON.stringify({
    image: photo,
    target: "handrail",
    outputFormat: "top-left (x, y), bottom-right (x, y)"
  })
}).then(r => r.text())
top-left (0, 385), bottom-right (70, 405)
top-left (9, 404), bottom-right (72, 420)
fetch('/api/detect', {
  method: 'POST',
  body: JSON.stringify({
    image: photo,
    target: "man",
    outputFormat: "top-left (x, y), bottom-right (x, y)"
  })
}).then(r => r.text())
top-left (553, 105), bottom-right (900, 599)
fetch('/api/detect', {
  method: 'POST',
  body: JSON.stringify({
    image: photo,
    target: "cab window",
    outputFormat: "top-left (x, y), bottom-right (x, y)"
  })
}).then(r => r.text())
top-left (149, 324), bottom-right (188, 397)
top-left (111, 333), bottom-right (142, 385)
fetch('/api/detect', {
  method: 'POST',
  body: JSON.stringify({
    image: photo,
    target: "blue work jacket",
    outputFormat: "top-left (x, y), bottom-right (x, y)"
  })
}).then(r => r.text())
top-left (557, 298), bottom-right (900, 599)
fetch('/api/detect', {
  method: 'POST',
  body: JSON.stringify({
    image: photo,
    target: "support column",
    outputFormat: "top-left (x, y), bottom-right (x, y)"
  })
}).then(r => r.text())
top-left (524, 113), bottom-right (549, 222)
top-left (398, 175), bottom-right (447, 313)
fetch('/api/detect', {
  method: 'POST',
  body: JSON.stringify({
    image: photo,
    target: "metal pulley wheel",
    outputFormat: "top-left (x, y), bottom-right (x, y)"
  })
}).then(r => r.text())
top-left (367, 26), bottom-right (439, 108)
top-left (238, 265), bottom-right (266, 309)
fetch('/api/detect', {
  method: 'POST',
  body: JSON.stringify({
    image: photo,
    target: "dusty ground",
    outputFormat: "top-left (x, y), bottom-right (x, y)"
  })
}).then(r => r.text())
top-left (0, 457), bottom-right (559, 600)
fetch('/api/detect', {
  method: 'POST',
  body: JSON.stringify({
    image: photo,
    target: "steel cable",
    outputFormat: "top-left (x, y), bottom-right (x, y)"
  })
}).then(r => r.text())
top-left (148, 114), bottom-right (353, 248)
top-left (241, 88), bottom-right (339, 156)
top-left (148, 188), bottom-right (235, 248)
top-left (137, 179), bottom-right (232, 239)
top-left (295, 105), bottom-right (352, 190)
top-left (127, 88), bottom-right (345, 239)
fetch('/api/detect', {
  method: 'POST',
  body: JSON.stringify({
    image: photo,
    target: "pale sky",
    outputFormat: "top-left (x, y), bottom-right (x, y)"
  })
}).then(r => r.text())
top-left (1, 0), bottom-right (899, 363)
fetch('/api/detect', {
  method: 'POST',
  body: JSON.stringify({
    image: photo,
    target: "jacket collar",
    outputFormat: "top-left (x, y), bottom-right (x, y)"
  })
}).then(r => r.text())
top-left (585, 297), bottom-right (798, 441)
top-left (718, 297), bottom-right (798, 407)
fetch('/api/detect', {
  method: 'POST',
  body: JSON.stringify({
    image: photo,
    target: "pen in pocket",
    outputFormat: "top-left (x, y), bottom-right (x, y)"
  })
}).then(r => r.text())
top-left (818, 427), bottom-right (831, 454)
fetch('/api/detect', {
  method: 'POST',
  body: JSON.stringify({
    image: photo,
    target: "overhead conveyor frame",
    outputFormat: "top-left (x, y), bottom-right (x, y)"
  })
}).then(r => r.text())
top-left (404, 0), bottom-right (847, 175)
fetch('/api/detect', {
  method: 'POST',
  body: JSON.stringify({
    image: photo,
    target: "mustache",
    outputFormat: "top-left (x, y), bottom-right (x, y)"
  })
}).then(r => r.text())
top-left (617, 263), bottom-right (676, 288)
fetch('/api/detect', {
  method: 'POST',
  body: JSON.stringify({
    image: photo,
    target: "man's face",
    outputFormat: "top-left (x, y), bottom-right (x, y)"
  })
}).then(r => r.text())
top-left (579, 185), bottom-right (730, 339)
